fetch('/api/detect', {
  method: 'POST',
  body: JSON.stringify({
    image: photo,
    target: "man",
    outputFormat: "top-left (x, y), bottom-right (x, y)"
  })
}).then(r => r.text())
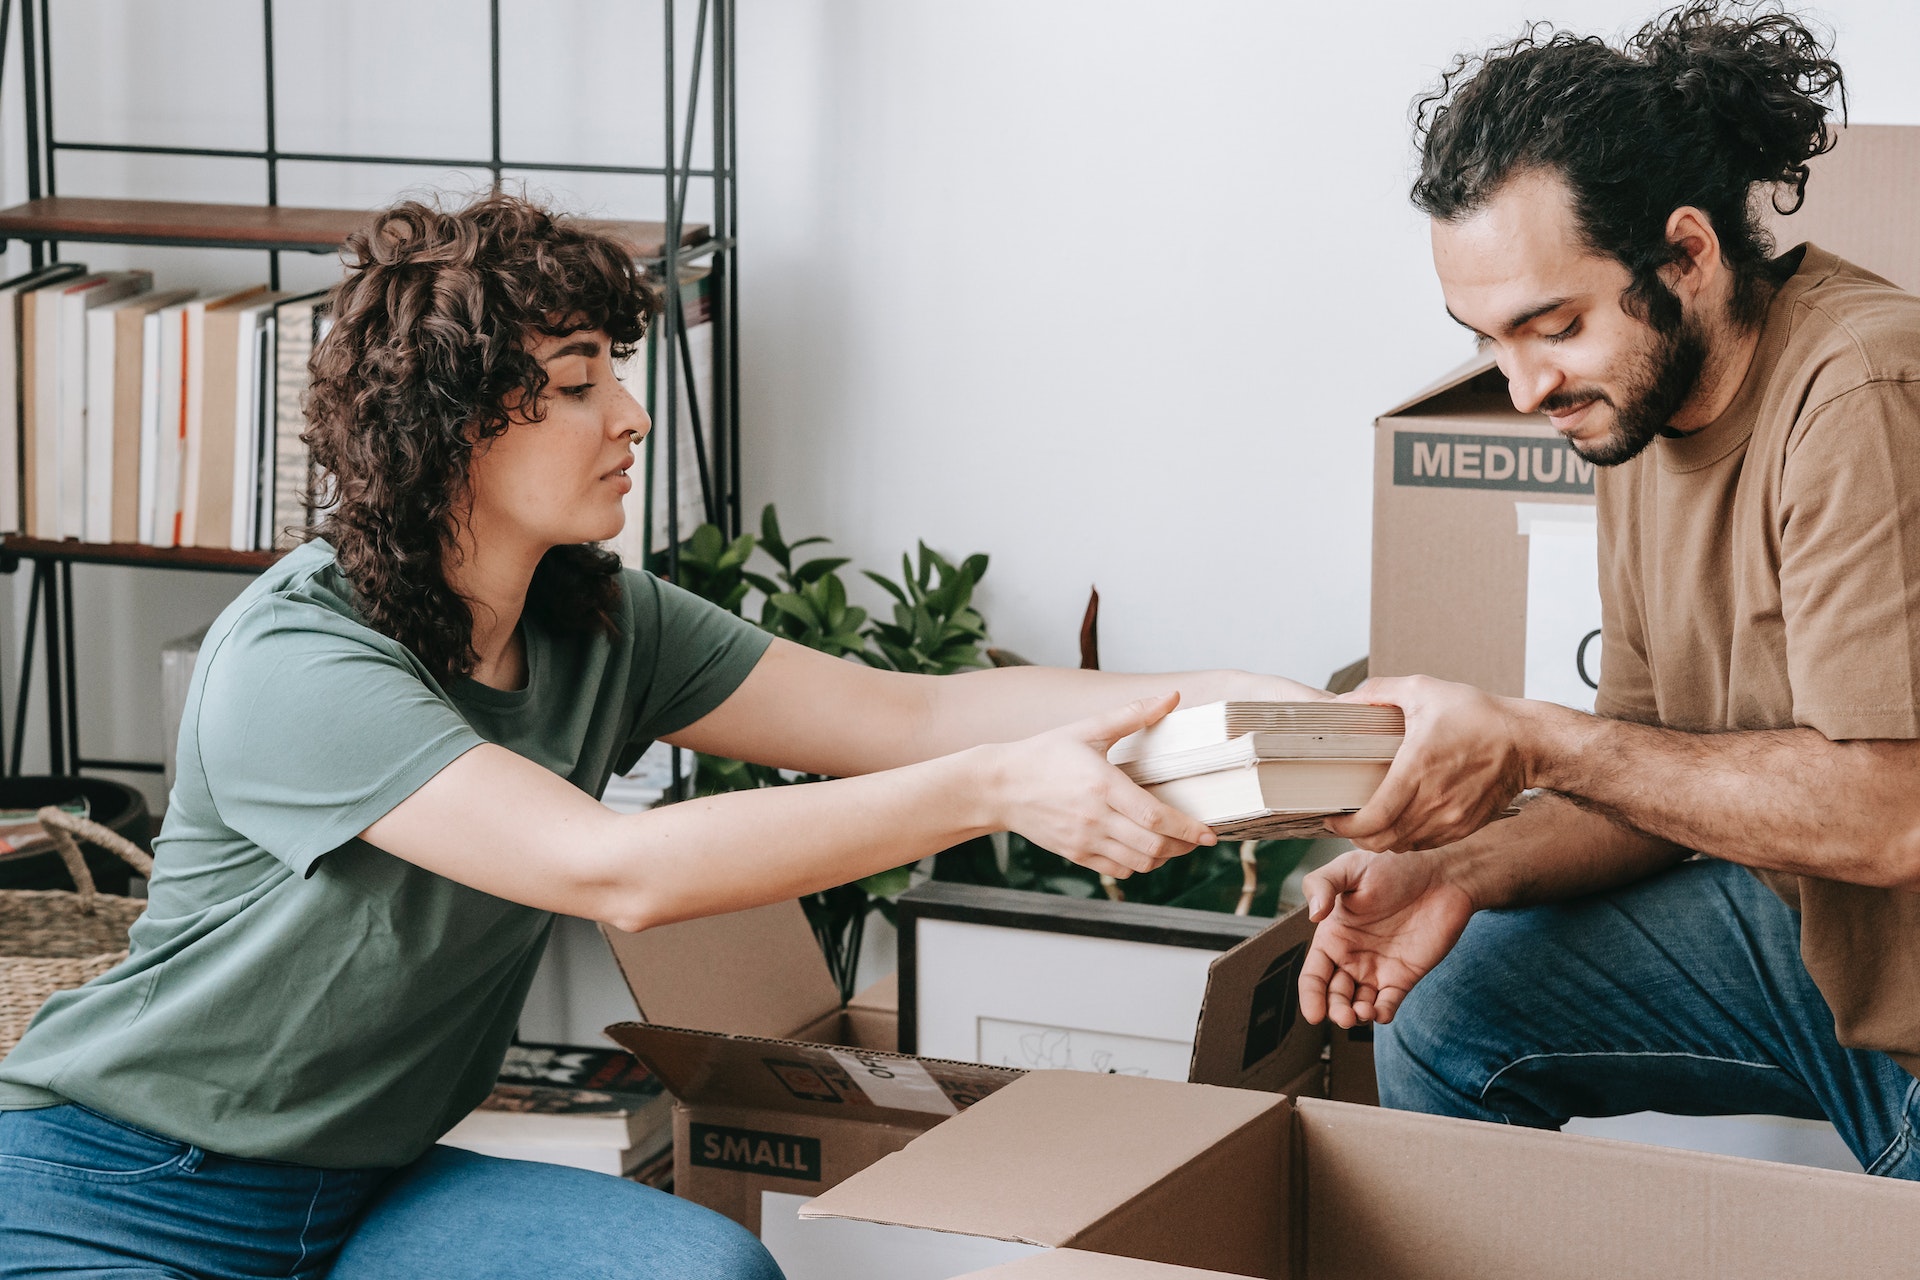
top-left (1298, 2), bottom-right (1920, 1178)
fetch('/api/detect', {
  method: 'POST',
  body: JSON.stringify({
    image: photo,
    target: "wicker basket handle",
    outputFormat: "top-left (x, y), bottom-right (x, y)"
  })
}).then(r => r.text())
top-left (35, 806), bottom-right (156, 915)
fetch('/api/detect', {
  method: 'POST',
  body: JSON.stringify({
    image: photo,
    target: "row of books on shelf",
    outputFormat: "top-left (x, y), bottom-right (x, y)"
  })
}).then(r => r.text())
top-left (440, 1040), bottom-right (673, 1185)
top-left (0, 261), bottom-right (331, 552)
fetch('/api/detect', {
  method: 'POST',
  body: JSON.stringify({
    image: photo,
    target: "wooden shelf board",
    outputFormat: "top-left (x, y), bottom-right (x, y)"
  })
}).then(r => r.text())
top-left (0, 197), bottom-right (709, 260)
top-left (0, 537), bottom-right (280, 573)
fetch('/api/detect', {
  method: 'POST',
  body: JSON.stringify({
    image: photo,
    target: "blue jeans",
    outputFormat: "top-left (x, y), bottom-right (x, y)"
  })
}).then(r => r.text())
top-left (1377, 856), bottom-right (1920, 1177)
top-left (0, 1102), bottom-right (784, 1278)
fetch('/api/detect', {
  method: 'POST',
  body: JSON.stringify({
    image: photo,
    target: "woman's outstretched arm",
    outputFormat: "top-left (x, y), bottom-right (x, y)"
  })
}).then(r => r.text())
top-left (362, 693), bottom-right (1214, 932)
top-left (668, 637), bottom-right (1329, 779)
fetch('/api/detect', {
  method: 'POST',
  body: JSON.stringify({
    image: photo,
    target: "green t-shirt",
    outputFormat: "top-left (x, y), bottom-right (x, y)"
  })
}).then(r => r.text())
top-left (0, 539), bottom-right (769, 1167)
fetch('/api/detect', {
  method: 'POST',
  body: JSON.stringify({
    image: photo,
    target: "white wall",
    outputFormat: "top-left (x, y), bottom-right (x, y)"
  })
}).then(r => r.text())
top-left (7, 0), bottom-right (1920, 809)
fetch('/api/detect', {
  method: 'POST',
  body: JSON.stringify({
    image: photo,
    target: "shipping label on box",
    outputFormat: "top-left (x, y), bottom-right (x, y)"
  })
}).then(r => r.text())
top-left (1517, 502), bottom-right (1601, 713)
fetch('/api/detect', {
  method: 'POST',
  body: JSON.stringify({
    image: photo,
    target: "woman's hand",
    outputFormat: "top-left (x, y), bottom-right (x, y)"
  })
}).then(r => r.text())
top-left (982, 693), bottom-right (1217, 879)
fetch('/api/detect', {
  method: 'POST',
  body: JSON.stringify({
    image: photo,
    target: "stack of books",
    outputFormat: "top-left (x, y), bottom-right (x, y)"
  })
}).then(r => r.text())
top-left (1107, 701), bottom-right (1406, 839)
top-left (440, 1041), bottom-right (674, 1183)
top-left (0, 262), bottom-right (332, 551)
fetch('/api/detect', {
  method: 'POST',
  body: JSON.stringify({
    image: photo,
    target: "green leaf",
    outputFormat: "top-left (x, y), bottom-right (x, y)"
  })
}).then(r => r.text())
top-left (857, 864), bottom-right (916, 900)
top-left (794, 556), bottom-right (851, 585)
top-left (759, 504), bottom-right (788, 560)
top-left (864, 570), bottom-right (909, 607)
top-left (770, 593), bottom-right (821, 629)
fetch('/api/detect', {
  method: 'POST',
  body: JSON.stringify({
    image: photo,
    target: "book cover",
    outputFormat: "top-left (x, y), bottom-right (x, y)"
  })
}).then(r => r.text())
top-left (105, 289), bottom-right (193, 544)
top-left (31, 275), bottom-right (103, 538)
top-left (148, 299), bottom-right (193, 546)
top-left (0, 263), bottom-right (85, 534)
top-left (59, 271), bottom-right (151, 539)
top-left (179, 285), bottom-right (266, 546)
top-left (195, 290), bottom-right (286, 549)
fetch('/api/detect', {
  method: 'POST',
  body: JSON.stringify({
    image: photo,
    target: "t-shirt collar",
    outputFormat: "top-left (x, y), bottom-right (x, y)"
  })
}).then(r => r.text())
top-left (1656, 244), bottom-right (1832, 473)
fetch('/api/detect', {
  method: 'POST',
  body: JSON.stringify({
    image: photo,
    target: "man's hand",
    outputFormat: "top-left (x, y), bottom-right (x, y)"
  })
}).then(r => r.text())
top-left (1325, 674), bottom-right (1532, 851)
top-left (1298, 846), bottom-right (1476, 1028)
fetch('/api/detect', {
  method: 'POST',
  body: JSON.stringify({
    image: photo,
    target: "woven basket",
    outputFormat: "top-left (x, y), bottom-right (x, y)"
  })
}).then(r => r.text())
top-left (0, 806), bottom-right (153, 1056)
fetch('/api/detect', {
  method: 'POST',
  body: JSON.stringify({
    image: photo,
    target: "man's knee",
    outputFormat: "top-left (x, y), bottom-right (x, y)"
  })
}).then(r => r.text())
top-left (1375, 908), bottom-right (1550, 1120)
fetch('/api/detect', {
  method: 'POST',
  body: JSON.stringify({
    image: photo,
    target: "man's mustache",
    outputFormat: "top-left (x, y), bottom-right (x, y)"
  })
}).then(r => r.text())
top-left (1540, 389), bottom-right (1611, 414)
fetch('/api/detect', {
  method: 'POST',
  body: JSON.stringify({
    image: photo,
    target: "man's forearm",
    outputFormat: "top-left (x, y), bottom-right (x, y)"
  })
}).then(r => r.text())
top-left (1512, 701), bottom-right (1920, 887)
top-left (1437, 791), bottom-right (1686, 911)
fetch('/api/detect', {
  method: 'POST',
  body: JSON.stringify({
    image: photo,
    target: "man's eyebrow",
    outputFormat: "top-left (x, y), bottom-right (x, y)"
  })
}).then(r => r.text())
top-left (1445, 296), bottom-right (1575, 339)
top-left (543, 338), bottom-right (601, 361)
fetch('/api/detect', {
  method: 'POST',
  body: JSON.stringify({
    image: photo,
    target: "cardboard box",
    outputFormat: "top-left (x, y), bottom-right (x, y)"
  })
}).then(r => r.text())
top-left (1768, 123), bottom-right (1920, 293)
top-left (804, 1069), bottom-right (1920, 1279)
top-left (599, 900), bottom-right (1012, 1233)
top-left (602, 894), bottom-right (1323, 1234)
top-left (1370, 123), bottom-right (1920, 703)
top-left (1368, 355), bottom-right (1598, 700)
top-left (1323, 1024), bottom-right (1375, 1106)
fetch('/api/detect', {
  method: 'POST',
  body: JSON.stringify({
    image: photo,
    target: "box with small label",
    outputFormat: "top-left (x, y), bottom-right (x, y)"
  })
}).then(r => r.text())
top-left (603, 893), bottom-right (1320, 1235)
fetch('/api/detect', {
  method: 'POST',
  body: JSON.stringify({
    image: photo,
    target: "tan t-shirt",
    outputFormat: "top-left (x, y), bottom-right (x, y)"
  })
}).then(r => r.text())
top-left (1595, 244), bottom-right (1920, 1075)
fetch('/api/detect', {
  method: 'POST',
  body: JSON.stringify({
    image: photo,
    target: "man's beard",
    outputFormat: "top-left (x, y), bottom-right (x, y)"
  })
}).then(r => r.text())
top-left (1541, 315), bottom-right (1708, 467)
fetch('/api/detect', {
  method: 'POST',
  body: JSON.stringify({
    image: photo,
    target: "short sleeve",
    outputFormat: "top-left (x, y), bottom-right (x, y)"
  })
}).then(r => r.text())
top-left (1778, 379), bottom-right (1920, 740)
top-left (1592, 473), bottom-right (1661, 726)
top-left (623, 569), bottom-right (772, 747)
top-left (194, 598), bottom-right (487, 875)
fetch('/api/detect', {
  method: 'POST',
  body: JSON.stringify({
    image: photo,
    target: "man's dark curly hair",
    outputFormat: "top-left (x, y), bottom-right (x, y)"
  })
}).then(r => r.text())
top-left (1413, 2), bottom-right (1846, 331)
top-left (304, 191), bottom-right (655, 682)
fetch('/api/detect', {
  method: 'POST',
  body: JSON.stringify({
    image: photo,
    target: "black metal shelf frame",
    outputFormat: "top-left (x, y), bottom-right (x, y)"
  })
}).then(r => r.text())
top-left (0, 0), bottom-right (741, 781)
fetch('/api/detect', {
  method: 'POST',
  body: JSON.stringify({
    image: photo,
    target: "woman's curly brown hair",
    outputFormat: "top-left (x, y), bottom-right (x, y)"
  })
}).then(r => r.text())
top-left (304, 191), bottom-right (655, 681)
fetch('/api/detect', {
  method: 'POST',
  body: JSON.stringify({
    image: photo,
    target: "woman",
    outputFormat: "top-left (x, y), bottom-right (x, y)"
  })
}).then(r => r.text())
top-left (0, 193), bottom-right (1321, 1278)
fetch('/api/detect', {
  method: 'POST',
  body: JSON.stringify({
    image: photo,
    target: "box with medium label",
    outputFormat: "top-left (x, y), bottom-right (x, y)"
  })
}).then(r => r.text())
top-left (799, 1069), bottom-right (1920, 1279)
top-left (602, 892), bottom-right (1322, 1235)
top-left (1369, 354), bottom-right (1599, 703)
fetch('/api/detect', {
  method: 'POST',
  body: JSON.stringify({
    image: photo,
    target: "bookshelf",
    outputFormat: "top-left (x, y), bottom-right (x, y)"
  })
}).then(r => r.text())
top-left (0, 0), bottom-right (740, 783)
top-left (0, 197), bottom-right (711, 260)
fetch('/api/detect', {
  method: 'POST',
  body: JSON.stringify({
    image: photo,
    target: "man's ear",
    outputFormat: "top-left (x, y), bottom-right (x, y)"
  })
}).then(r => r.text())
top-left (1661, 205), bottom-right (1724, 304)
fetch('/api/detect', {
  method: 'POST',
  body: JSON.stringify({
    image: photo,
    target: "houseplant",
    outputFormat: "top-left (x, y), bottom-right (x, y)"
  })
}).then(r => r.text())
top-left (651, 505), bottom-right (1310, 996)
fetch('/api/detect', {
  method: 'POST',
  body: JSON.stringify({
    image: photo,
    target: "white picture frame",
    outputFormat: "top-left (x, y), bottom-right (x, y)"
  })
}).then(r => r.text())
top-left (898, 883), bottom-right (1270, 1082)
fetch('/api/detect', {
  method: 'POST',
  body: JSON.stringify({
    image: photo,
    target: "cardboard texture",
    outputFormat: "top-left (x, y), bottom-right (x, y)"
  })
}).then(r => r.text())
top-left (811, 1070), bottom-right (1920, 1280)
top-left (1369, 352), bottom-right (1596, 696)
top-left (1371, 122), bottom-right (1920, 699)
top-left (1323, 1026), bottom-right (1376, 1107)
top-left (602, 900), bottom-right (1022, 1232)
top-left (804, 1072), bottom-right (1291, 1280)
top-left (1765, 123), bottom-right (1920, 292)
top-left (604, 889), bottom-right (1328, 1235)
top-left (671, 1102), bottom-right (929, 1235)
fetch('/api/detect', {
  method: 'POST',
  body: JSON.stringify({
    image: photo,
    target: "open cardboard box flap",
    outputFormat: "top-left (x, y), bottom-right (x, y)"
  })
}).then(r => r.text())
top-left (602, 899), bottom-right (1021, 1122)
top-left (804, 1071), bottom-right (1292, 1280)
top-left (809, 1071), bottom-right (1920, 1279)
top-left (1190, 905), bottom-right (1321, 1091)
top-left (602, 898), bottom-right (841, 1040)
top-left (1376, 349), bottom-right (1500, 420)
top-left (602, 886), bottom-right (1327, 1121)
